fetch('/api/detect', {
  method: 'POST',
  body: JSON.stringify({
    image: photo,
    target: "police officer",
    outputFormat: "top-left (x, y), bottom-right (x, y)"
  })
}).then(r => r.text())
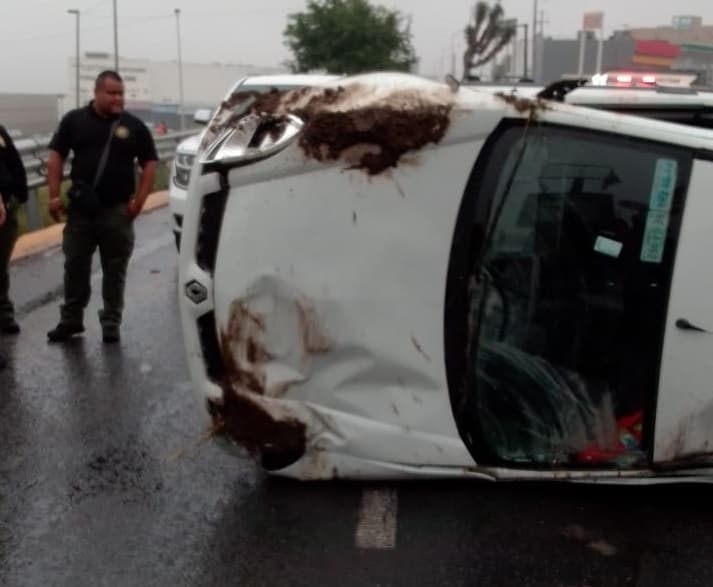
top-left (0, 197), bottom-right (6, 370)
top-left (46, 70), bottom-right (158, 343)
top-left (0, 124), bottom-right (28, 337)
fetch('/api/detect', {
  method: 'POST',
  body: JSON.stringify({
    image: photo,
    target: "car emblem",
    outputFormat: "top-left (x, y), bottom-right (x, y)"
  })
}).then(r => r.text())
top-left (185, 280), bottom-right (208, 304)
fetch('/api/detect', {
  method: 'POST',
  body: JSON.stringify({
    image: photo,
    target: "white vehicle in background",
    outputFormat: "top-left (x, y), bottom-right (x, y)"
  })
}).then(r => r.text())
top-left (169, 74), bottom-right (339, 249)
top-left (463, 78), bottom-right (713, 129)
top-left (178, 71), bottom-right (713, 482)
top-left (562, 84), bottom-right (713, 128)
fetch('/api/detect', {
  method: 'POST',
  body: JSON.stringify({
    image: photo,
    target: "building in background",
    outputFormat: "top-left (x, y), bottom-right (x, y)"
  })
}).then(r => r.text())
top-left (502, 33), bottom-right (634, 84)
top-left (623, 16), bottom-right (713, 45)
top-left (537, 34), bottom-right (637, 84)
top-left (0, 94), bottom-right (62, 137)
top-left (0, 54), bottom-right (286, 137)
top-left (66, 52), bottom-right (285, 130)
top-left (502, 15), bottom-right (713, 86)
top-left (612, 16), bottom-right (713, 84)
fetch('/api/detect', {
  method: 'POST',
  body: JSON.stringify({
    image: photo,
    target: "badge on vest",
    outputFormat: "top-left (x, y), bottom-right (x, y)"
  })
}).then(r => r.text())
top-left (115, 125), bottom-right (130, 139)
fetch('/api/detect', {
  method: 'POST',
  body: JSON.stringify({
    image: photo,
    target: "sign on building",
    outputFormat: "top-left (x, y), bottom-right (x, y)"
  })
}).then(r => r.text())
top-left (583, 12), bottom-right (604, 31)
top-left (672, 16), bottom-right (702, 31)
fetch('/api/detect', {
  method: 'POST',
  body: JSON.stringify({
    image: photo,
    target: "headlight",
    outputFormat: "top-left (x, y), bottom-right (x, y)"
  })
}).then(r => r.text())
top-left (200, 113), bottom-right (303, 167)
top-left (175, 152), bottom-right (195, 169)
top-left (173, 151), bottom-right (196, 189)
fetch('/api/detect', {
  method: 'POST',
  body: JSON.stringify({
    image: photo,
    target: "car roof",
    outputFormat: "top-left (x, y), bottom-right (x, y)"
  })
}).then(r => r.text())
top-left (195, 73), bottom-right (713, 159)
top-left (304, 73), bottom-right (713, 151)
top-left (461, 82), bottom-right (544, 99)
top-left (431, 74), bottom-right (713, 152)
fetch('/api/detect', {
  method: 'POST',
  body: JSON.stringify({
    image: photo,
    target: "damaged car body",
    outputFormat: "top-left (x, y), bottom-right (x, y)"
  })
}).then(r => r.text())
top-left (178, 72), bottom-right (713, 481)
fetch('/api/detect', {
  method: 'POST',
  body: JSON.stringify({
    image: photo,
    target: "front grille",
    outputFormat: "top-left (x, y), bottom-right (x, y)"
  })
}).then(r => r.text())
top-left (197, 312), bottom-right (224, 383)
top-left (196, 190), bottom-right (228, 274)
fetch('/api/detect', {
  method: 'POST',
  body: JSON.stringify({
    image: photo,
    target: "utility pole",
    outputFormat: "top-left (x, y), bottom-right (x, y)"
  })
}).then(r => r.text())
top-left (537, 10), bottom-right (548, 83)
top-left (113, 0), bottom-right (119, 71)
top-left (67, 9), bottom-right (80, 108)
top-left (175, 8), bottom-right (185, 130)
top-left (578, 30), bottom-right (586, 76)
top-left (532, 0), bottom-right (538, 81)
top-left (596, 16), bottom-right (605, 73)
top-left (522, 23), bottom-right (529, 80)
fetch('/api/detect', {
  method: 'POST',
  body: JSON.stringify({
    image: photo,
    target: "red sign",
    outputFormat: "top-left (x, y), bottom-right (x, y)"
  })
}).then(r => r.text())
top-left (635, 40), bottom-right (682, 59)
top-left (583, 12), bottom-right (604, 31)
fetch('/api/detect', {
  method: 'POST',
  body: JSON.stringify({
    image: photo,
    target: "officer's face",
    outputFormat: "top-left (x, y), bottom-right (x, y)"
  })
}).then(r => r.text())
top-left (95, 78), bottom-right (125, 116)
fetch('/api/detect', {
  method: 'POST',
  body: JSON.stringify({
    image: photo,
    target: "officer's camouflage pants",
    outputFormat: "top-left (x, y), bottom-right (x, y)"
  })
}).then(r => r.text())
top-left (60, 204), bottom-right (135, 327)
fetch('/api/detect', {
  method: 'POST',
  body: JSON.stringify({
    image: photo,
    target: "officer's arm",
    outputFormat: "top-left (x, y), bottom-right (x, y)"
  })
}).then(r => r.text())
top-left (47, 150), bottom-right (65, 203)
top-left (128, 123), bottom-right (159, 218)
top-left (0, 126), bottom-right (28, 202)
top-left (47, 113), bottom-right (72, 220)
top-left (47, 150), bottom-right (66, 222)
top-left (132, 159), bottom-right (157, 212)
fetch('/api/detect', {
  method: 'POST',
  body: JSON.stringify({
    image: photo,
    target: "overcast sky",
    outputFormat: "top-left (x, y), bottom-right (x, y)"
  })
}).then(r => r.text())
top-left (2, 0), bottom-right (713, 94)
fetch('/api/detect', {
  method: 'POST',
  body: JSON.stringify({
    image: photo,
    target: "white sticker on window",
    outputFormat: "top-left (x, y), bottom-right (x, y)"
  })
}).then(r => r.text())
top-left (594, 235), bottom-right (623, 258)
top-left (649, 158), bottom-right (677, 211)
top-left (640, 211), bottom-right (670, 263)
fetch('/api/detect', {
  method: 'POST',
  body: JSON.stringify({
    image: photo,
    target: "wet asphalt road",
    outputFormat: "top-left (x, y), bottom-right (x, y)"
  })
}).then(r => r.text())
top-left (2, 208), bottom-right (713, 587)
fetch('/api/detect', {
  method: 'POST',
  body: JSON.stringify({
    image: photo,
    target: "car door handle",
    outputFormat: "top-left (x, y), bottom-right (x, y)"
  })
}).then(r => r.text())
top-left (675, 318), bottom-right (709, 333)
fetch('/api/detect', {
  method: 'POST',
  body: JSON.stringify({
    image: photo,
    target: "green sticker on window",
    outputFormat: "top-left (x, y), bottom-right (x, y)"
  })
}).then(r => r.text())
top-left (649, 158), bottom-right (677, 211)
top-left (641, 159), bottom-right (677, 263)
top-left (641, 211), bottom-right (670, 263)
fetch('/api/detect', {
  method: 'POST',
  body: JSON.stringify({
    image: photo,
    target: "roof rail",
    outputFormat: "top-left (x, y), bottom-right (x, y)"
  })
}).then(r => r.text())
top-left (654, 85), bottom-right (698, 95)
top-left (537, 78), bottom-right (589, 101)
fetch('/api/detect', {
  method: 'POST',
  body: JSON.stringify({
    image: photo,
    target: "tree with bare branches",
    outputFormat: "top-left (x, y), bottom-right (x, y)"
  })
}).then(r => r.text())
top-left (462, 2), bottom-right (516, 80)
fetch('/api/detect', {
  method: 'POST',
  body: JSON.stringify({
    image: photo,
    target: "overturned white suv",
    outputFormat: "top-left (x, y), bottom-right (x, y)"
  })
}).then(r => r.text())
top-left (179, 72), bottom-right (713, 482)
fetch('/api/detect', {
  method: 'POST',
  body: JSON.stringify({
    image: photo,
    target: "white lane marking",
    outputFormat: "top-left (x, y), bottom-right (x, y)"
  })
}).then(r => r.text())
top-left (355, 488), bottom-right (398, 550)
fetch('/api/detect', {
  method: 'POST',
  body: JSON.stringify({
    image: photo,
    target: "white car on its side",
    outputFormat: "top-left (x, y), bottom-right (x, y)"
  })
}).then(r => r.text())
top-left (178, 71), bottom-right (713, 482)
top-left (169, 74), bottom-right (340, 249)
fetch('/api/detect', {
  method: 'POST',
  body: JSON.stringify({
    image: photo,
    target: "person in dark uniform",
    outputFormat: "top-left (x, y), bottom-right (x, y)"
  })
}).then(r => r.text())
top-left (46, 70), bottom-right (157, 343)
top-left (0, 125), bottom-right (28, 337)
top-left (0, 197), bottom-right (6, 370)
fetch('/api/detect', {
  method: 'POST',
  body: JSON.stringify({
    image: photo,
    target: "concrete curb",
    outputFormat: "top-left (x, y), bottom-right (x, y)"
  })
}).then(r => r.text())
top-left (10, 190), bottom-right (170, 262)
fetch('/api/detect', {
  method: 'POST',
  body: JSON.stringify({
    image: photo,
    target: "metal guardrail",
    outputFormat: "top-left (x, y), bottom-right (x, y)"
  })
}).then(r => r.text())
top-left (16, 129), bottom-right (197, 231)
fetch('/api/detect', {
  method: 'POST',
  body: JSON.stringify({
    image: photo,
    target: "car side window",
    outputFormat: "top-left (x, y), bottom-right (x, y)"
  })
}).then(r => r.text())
top-left (447, 123), bottom-right (693, 467)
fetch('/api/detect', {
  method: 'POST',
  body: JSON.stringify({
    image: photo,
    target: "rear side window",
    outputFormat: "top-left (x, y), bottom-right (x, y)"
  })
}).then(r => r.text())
top-left (445, 123), bottom-right (693, 467)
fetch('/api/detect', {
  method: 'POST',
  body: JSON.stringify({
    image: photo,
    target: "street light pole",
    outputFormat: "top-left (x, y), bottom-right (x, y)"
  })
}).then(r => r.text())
top-left (522, 23), bottom-right (529, 80)
top-left (113, 0), bottom-right (119, 71)
top-left (532, 0), bottom-right (538, 81)
top-left (67, 9), bottom-right (80, 108)
top-left (596, 17), bottom-right (605, 73)
top-left (175, 8), bottom-right (185, 131)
